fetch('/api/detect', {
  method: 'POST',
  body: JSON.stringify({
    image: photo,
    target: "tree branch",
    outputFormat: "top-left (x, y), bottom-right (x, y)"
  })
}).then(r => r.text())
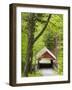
top-left (33, 14), bottom-right (52, 43)
top-left (36, 18), bottom-right (47, 23)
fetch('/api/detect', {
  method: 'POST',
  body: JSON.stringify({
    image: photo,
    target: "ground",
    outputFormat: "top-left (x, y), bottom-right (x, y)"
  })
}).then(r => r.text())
top-left (39, 68), bottom-right (58, 76)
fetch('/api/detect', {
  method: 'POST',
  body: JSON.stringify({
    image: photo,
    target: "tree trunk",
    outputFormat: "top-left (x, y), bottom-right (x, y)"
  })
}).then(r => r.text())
top-left (54, 36), bottom-right (58, 58)
top-left (24, 13), bottom-right (35, 76)
top-left (24, 14), bottom-right (52, 76)
top-left (34, 14), bottom-right (52, 43)
top-left (54, 35), bottom-right (58, 68)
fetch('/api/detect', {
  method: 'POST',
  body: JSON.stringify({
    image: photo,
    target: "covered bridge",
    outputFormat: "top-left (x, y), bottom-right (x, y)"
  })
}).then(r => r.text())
top-left (36, 47), bottom-right (57, 69)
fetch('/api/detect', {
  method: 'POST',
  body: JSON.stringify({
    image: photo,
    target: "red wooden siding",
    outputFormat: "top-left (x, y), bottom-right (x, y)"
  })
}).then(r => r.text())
top-left (40, 51), bottom-right (55, 60)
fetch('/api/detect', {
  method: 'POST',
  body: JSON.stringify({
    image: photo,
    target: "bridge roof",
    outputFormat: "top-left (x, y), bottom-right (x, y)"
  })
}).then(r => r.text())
top-left (36, 47), bottom-right (56, 60)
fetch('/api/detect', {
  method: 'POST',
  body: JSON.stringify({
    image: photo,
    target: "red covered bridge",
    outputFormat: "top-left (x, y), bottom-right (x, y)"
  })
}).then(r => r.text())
top-left (36, 47), bottom-right (57, 69)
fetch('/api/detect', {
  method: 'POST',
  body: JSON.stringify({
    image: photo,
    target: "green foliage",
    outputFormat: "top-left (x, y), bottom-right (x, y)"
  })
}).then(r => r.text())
top-left (21, 13), bottom-right (28, 75)
top-left (43, 14), bottom-right (63, 51)
top-left (57, 48), bottom-right (63, 75)
top-left (21, 12), bottom-right (63, 76)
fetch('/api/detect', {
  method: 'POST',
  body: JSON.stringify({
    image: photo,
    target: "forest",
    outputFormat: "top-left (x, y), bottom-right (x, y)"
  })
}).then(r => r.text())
top-left (21, 12), bottom-right (63, 77)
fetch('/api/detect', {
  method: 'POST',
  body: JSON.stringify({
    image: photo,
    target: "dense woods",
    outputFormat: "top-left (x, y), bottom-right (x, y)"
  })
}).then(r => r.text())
top-left (21, 12), bottom-right (63, 77)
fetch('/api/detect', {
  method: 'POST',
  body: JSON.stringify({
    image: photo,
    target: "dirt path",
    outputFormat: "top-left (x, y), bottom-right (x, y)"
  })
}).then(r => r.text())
top-left (39, 68), bottom-right (57, 76)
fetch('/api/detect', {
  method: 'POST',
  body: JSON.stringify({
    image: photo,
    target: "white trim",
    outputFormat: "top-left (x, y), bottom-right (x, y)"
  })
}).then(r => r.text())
top-left (36, 47), bottom-right (56, 60)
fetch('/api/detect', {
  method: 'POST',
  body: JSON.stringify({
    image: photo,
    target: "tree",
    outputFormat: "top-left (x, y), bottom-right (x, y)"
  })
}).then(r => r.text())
top-left (43, 14), bottom-right (63, 52)
top-left (24, 13), bottom-right (35, 76)
top-left (43, 14), bottom-right (63, 69)
top-left (23, 13), bottom-right (52, 76)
